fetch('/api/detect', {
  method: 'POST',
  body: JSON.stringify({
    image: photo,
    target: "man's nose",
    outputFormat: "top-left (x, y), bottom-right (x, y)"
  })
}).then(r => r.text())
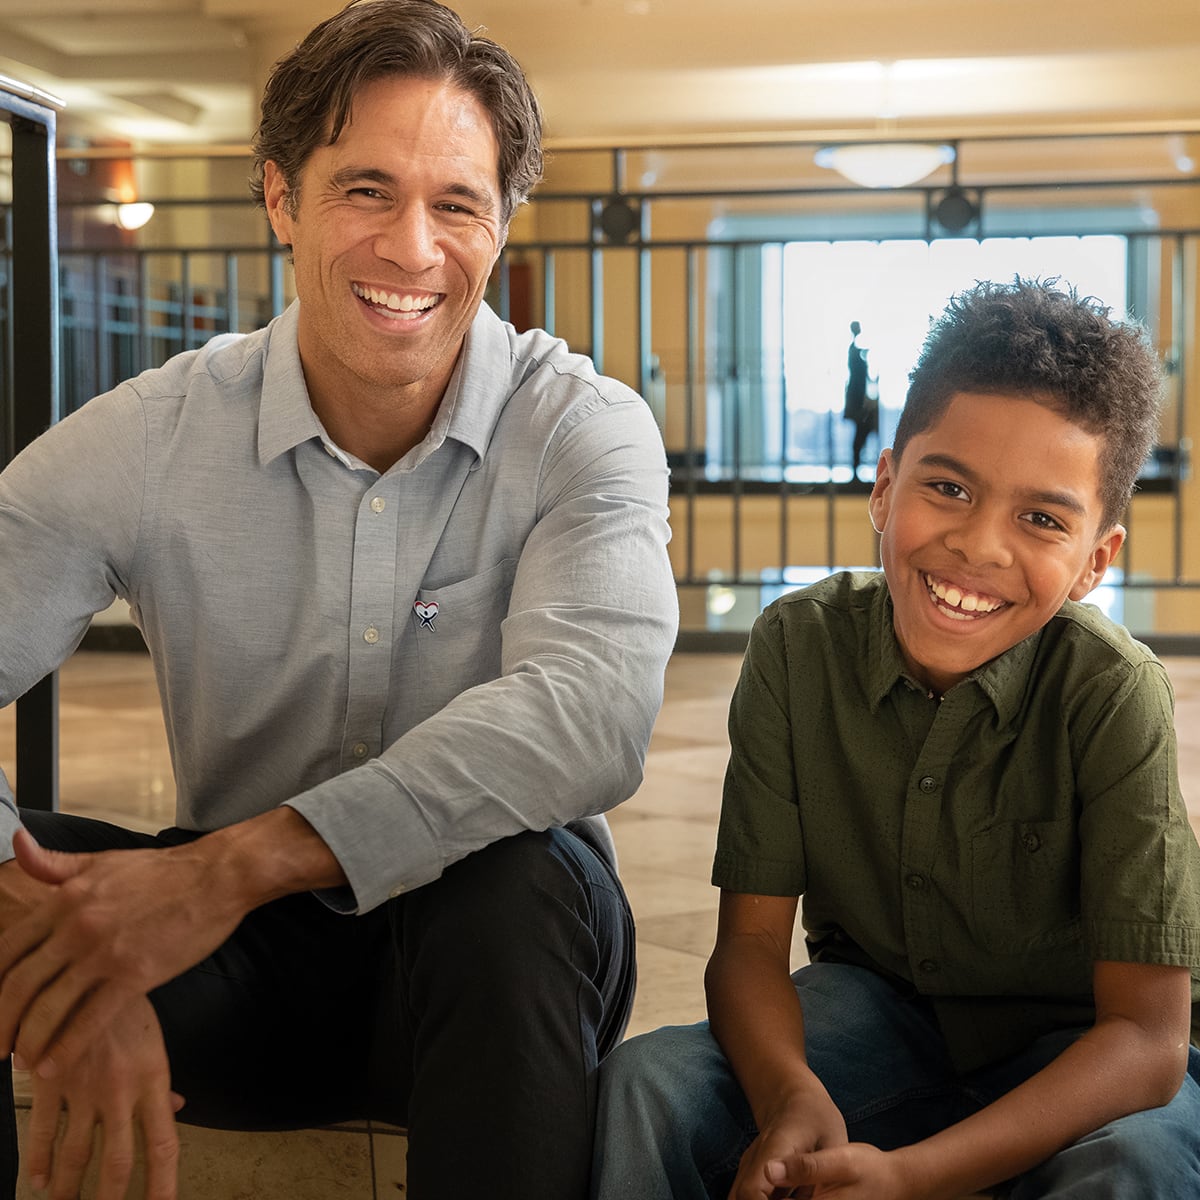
top-left (374, 203), bottom-right (445, 273)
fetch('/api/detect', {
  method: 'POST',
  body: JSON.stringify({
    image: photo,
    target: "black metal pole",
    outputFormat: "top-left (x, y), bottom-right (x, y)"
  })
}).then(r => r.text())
top-left (3, 76), bottom-right (61, 812)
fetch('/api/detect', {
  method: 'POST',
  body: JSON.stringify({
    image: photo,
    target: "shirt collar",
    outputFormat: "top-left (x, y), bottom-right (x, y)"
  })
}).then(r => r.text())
top-left (256, 300), bottom-right (511, 470)
top-left (866, 572), bottom-right (1043, 725)
top-left (258, 302), bottom-right (325, 466)
top-left (438, 302), bottom-right (512, 463)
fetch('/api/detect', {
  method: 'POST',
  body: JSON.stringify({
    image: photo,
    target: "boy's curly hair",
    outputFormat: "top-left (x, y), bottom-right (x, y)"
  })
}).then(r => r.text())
top-left (894, 277), bottom-right (1163, 531)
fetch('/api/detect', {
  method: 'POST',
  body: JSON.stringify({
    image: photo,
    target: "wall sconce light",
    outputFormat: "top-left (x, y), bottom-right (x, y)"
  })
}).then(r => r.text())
top-left (814, 142), bottom-right (954, 189)
top-left (114, 201), bottom-right (155, 231)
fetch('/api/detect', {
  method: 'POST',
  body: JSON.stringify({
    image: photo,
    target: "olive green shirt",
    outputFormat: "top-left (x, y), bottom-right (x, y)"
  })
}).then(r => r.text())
top-left (713, 571), bottom-right (1200, 1072)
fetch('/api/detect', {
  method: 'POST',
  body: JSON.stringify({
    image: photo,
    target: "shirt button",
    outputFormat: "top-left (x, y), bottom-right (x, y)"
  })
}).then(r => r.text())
top-left (905, 873), bottom-right (927, 891)
top-left (352, 742), bottom-right (369, 758)
top-left (370, 496), bottom-right (386, 513)
top-left (918, 958), bottom-right (940, 974)
top-left (918, 776), bottom-right (937, 793)
top-left (1022, 832), bottom-right (1042, 853)
top-left (363, 626), bottom-right (380, 644)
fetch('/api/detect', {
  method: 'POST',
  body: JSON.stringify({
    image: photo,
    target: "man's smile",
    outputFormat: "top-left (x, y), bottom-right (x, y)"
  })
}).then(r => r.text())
top-left (351, 281), bottom-right (442, 320)
top-left (923, 573), bottom-right (1007, 621)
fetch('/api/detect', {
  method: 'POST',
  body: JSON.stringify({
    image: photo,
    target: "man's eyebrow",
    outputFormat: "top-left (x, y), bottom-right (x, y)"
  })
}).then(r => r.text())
top-left (328, 166), bottom-right (397, 189)
top-left (916, 452), bottom-right (1088, 517)
top-left (326, 167), bottom-right (497, 212)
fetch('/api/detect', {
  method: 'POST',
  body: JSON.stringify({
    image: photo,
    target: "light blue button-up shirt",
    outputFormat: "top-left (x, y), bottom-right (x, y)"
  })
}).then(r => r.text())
top-left (0, 301), bottom-right (678, 911)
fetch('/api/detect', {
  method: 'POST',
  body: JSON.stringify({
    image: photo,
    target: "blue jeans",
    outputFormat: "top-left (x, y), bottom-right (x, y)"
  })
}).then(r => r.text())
top-left (592, 962), bottom-right (1200, 1199)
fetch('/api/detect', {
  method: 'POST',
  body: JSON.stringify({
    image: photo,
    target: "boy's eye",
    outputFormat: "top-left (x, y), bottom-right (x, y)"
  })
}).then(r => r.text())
top-left (1024, 511), bottom-right (1065, 532)
top-left (932, 480), bottom-right (967, 500)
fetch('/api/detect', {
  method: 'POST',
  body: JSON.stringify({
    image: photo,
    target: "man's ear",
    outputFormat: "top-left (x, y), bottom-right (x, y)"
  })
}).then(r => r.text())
top-left (262, 161), bottom-right (295, 249)
top-left (867, 449), bottom-right (895, 534)
top-left (1069, 523), bottom-right (1126, 601)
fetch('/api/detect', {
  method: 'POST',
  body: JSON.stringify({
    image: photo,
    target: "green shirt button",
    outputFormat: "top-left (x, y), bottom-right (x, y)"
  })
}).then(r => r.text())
top-left (919, 776), bottom-right (937, 793)
top-left (906, 873), bottom-right (926, 890)
top-left (1022, 832), bottom-right (1042, 853)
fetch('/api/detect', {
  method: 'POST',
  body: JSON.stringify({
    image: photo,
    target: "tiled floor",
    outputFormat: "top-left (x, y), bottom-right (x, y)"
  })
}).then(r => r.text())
top-left (1, 649), bottom-right (1200, 1197)
top-left (2, 647), bottom-right (1200, 1040)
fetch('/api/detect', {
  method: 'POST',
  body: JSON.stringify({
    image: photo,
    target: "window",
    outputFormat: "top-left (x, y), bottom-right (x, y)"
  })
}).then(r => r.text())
top-left (705, 232), bottom-right (1131, 483)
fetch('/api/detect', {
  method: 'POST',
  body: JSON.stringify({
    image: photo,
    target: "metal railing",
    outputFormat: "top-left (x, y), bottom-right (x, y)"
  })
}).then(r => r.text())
top-left (2, 158), bottom-right (1199, 649)
top-left (0, 73), bottom-right (60, 810)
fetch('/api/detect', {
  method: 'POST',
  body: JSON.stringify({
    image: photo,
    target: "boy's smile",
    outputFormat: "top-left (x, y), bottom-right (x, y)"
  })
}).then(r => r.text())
top-left (868, 391), bottom-right (1126, 697)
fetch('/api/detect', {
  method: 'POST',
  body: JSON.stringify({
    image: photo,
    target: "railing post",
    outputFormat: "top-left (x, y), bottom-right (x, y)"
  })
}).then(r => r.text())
top-left (2, 74), bottom-right (62, 812)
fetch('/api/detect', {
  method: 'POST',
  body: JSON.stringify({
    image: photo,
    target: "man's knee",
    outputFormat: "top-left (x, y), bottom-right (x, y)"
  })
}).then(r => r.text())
top-left (396, 828), bottom-right (617, 975)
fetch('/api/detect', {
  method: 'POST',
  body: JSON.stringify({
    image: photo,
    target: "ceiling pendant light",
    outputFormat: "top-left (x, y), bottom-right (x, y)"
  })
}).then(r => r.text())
top-left (814, 142), bottom-right (954, 189)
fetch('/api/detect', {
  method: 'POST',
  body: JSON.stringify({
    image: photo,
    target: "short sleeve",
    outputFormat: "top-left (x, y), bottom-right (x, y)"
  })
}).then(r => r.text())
top-left (1078, 659), bottom-right (1200, 966)
top-left (712, 606), bottom-right (806, 896)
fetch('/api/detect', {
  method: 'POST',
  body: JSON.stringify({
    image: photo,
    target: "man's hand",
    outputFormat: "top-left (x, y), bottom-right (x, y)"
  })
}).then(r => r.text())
top-left (24, 994), bottom-right (184, 1200)
top-left (728, 1085), bottom-right (849, 1200)
top-left (754, 1143), bottom-right (909, 1199)
top-left (0, 828), bottom-right (249, 1081)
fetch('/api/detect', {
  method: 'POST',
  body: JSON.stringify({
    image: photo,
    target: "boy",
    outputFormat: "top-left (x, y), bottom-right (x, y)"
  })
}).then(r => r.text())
top-left (593, 278), bottom-right (1200, 1199)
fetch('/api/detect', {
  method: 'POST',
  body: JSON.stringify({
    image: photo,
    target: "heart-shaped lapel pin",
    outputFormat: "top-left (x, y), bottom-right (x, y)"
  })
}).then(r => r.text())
top-left (413, 600), bottom-right (439, 630)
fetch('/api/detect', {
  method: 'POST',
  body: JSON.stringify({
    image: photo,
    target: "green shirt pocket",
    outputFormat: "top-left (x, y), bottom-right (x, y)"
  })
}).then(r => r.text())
top-left (970, 817), bottom-right (1083, 954)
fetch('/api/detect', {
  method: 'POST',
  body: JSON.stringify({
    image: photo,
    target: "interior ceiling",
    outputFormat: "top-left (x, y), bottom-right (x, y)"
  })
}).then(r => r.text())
top-left (1, 0), bottom-right (1199, 151)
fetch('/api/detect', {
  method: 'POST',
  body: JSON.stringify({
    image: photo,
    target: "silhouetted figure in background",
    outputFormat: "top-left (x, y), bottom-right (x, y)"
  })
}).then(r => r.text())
top-left (844, 319), bottom-right (878, 477)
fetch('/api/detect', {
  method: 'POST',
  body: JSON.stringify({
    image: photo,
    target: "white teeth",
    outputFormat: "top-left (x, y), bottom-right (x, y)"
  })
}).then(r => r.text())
top-left (353, 284), bottom-right (436, 315)
top-left (926, 576), bottom-right (1003, 615)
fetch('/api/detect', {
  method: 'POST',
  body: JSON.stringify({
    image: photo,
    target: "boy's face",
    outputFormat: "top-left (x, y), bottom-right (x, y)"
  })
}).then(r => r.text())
top-left (868, 391), bottom-right (1125, 697)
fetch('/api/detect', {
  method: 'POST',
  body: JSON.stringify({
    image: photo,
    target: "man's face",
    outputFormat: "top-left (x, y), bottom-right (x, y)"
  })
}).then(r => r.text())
top-left (263, 74), bottom-right (505, 411)
top-left (868, 391), bottom-right (1125, 697)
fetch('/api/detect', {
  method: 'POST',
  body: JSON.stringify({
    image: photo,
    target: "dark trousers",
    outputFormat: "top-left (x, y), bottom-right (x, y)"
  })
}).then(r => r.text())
top-left (0, 810), bottom-right (637, 1200)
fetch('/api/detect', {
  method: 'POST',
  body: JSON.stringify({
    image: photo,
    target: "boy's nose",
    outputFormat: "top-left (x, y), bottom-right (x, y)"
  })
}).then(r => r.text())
top-left (944, 508), bottom-right (1015, 568)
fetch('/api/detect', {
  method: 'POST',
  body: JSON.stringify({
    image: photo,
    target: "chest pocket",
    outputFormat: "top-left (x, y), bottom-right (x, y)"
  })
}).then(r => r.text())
top-left (970, 817), bottom-right (1082, 954)
top-left (408, 557), bottom-right (519, 723)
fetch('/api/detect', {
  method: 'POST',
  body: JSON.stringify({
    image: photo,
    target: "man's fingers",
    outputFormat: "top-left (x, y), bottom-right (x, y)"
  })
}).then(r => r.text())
top-left (20, 977), bottom-right (130, 1081)
top-left (49, 1105), bottom-right (98, 1200)
top-left (0, 928), bottom-right (64, 1058)
top-left (11, 830), bottom-right (85, 888)
top-left (94, 1111), bottom-right (137, 1200)
top-left (24, 1083), bottom-right (62, 1193)
top-left (140, 1091), bottom-right (182, 1200)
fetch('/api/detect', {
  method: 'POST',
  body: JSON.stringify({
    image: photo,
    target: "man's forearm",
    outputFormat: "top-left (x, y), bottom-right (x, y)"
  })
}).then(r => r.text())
top-left (195, 804), bottom-right (348, 910)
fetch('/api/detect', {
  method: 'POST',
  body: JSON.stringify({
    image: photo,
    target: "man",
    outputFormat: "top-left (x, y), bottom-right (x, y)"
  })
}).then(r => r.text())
top-left (0, 2), bottom-right (677, 1197)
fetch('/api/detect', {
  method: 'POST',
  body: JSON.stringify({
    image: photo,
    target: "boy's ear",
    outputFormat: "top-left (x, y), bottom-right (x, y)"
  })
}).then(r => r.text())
top-left (867, 450), bottom-right (894, 534)
top-left (1068, 523), bottom-right (1126, 601)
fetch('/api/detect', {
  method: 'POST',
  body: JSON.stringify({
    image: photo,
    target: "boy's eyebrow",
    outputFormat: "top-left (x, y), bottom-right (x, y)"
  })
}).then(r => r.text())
top-left (327, 166), bottom-right (497, 212)
top-left (917, 452), bottom-right (1089, 518)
